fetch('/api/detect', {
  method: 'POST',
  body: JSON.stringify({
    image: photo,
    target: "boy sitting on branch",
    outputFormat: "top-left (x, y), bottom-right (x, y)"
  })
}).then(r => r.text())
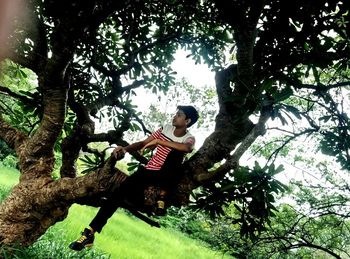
top-left (69, 105), bottom-right (199, 251)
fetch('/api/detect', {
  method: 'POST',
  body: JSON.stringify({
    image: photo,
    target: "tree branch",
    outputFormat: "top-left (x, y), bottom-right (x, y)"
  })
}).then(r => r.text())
top-left (88, 131), bottom-right (149, 165)
top-left (267, 128), bottom-right (318, 163)
top-left (195, 107), bottom-right (270, 184)
top-left (122, 80), bottom-right (146, 94)
top-left (0, 115), bottom-right (27, 153)
top-left (287, 241), bottom-right (341, 259)
top-left (0, 85), bottom-right (37, 107)
top-left (40, 155), bottom-right (126, 206)
top-left (280, 74), bottom-right (350, 92)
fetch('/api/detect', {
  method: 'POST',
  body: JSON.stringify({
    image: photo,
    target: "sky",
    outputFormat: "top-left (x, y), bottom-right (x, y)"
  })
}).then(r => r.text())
top-left (131, 49), bottom-right (215, 112)
top-left (171, 49), bottom-right (215, 87)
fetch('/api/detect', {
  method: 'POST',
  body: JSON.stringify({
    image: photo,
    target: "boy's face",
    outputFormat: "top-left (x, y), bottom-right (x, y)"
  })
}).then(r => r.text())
top-left (172, 109), bottom-right (190, 128)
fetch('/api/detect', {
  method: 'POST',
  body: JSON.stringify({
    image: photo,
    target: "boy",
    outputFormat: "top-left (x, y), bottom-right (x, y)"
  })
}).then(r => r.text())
top-left (69, 105), bottom-right (199, 251)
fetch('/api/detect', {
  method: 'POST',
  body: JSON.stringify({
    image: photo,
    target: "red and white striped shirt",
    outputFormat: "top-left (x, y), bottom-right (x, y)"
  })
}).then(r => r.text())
top-left (145, 124), bottom-right (195, 171)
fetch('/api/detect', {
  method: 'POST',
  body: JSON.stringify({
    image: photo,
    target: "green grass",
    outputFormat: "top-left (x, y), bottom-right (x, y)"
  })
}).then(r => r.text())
top-left (58, 205), bottom-right (229, 259)
top-left (0, 166), bottom-right (19, 201)
top-left (0, 166), bottom-right (231, 259)
top-left (0, 166), bottom-right (19, 188)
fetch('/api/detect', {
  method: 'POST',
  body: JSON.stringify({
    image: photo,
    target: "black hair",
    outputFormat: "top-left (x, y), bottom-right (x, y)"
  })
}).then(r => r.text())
top-left (177, 105), bottom-right (199, 127)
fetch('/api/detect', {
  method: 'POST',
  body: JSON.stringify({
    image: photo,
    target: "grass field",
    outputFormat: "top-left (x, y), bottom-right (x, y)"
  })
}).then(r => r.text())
top-left (0, 166), bottom-right (231, 259)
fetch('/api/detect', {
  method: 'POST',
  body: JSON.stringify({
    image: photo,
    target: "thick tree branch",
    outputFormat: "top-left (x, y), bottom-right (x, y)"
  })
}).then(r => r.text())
top-left (50, 155), bottom-right (127, 204)
top-left (24, 2), bottom-right (125, 160)
top-left (216, 0), bottom-right (263, 109)
top-left (0, 116), bottom-right (27, 152)
top-left (88, 132), bottom-right (149, 165)
top-left (215, 64), bottom-right (237, 116)
top-left (0, 85), bottom-right (37, 107)
top-left (195, 108), bottom-right (271, 184)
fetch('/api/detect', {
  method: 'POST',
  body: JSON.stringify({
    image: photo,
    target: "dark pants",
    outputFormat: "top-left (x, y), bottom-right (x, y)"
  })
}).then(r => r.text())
top-left (89, 197), bottom-right (120, 233)
top-left (89, 166), bottom-right (176, 233)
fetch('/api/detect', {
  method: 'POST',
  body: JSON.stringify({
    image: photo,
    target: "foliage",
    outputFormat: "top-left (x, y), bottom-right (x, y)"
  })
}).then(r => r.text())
top-left (0, 0), bottom-right (349, 255)
top-left (241, 129), bottom-right (350, 257)
top-left (161, 175), bottom-right (350, 258)
top-left (0, 140), bottom-right (14, 161)
top-left (79, 153), bottom-right (104, 175)
top-left (0, 155), bottom-right (18, 169)
top-left (0, 239), bottom-right (110, 259)
top-left (247, 176), bottom-right (350, 258)
top-left (0, 61), bottom-right (41, 134)
top-left (191, 162), bottom-right (286, 239)
top-left (159, 207), bottom-right (242, 255)
top-left (317, 89), bottom-right (350, 170)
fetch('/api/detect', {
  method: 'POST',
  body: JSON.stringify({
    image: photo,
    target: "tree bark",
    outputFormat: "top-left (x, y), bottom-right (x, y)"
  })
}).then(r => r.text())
top-left (0, 156), bottom-right (126, 245)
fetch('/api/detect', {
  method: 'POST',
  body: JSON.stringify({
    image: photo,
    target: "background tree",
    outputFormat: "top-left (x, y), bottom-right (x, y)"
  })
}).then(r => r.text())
top-left (169, 137), bottom-right (350, 258)
top-left (0, 1), bottom-right (349, 255)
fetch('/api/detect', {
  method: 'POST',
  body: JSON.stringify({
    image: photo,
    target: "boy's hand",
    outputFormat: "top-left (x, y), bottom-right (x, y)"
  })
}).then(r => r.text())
top-left (113, 146), bottom-right (126, 160)
top-left (140, 139), bottom-right (158, 154)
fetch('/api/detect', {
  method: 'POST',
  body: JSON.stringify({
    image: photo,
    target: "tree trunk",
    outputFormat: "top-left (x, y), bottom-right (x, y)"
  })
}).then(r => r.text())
top-left (0, 156), bottom-right (126, 246)
top-left (0, 179), bottom-right (68, 246)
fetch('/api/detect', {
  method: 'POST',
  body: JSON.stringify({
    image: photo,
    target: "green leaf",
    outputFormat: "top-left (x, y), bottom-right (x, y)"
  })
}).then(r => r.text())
top-left (273, 87), bottom-right (293, 102)
top-left (319, 115), bottom-right (332, 123)
top-left (284, 105), bottom-right (302, 119)
top-left (268, 164), bottom-right (284, 176)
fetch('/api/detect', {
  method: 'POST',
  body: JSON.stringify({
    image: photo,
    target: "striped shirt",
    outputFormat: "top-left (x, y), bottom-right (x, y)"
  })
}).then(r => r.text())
top-left (145, 124), bottom-right (195, 171)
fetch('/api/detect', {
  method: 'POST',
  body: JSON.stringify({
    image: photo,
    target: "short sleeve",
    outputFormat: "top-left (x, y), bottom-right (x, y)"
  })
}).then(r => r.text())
top-left (184, 136), bottom-right (195, 149)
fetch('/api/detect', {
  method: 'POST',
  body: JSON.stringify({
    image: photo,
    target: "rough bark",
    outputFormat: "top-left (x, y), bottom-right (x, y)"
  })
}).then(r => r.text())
top-left (0, 156), bottom-right (126, 245)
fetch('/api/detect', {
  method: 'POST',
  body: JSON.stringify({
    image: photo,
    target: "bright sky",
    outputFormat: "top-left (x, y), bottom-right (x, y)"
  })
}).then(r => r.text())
top-left (171, 49), bottom-right (215, 87)
top-left (132, 49), bottom-right (215, 110)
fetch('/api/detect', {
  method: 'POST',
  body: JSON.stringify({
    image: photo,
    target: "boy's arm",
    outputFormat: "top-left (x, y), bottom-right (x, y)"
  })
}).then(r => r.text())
top-left (141, 139), bottom-right (193, 153)
top-left (113, 135), bottom-right (155, 158)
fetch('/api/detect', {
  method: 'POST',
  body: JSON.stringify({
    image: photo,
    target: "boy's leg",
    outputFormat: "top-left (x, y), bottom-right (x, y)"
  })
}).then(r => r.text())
top-left (69, 199), bottom-right (120, 251)
top-left (88, 166), bottom-right (150, 231)
top-left (69, 166), bottom-right (150, 251)
top-left (153, 169), bottom-right (179, 216)
top-left (89, 200), bottom-right (120, 233)
top-left (119, 166), bottom-right (153, 205)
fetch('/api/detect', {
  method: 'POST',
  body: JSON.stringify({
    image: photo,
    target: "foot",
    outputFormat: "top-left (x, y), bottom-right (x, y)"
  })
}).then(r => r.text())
top-left (144, 186), bottom-right (157, 206)
top-left (69, 228), bottom-right (95, 251)
top-left (155, 200), bottom-right (167, 216)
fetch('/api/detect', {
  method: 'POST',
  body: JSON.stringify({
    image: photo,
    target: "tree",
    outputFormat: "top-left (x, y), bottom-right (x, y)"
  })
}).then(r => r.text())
top-left (0, 0), bottom-right (349, 251)
top-left (192, 143), bottom-right (350, 258)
